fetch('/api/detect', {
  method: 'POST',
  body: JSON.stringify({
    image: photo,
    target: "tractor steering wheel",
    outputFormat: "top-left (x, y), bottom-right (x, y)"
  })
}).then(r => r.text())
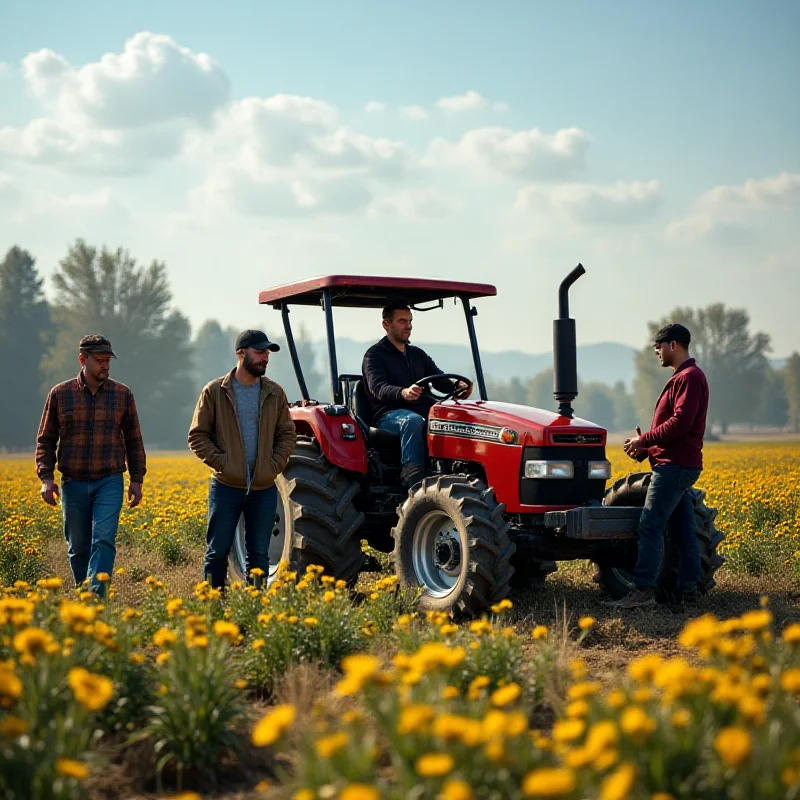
top-left (415, 373), bottom-right (474, 402)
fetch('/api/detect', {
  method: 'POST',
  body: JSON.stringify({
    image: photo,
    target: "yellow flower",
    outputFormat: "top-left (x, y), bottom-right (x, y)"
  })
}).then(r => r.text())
top-left (578, 616), bottom-right (595, 631)
top-left (491, 682), bottom-right (522, 707)
top-left (620, 706), bottom-right (656, 743)
top-left (398, 704), bottom-right (436, 734)
top-left (467, 675), bottom-right (491, 699)
top-left (153, 627), bottom-right (178, 648)
top-left (96, 572), bottom-right (110, 582)
top-left (55, 758), bottom-right (88, 779)
top-left (416, 752), bottom-right (454, 778)
top-left (324, 590), bottom-right (336, 603)
top-left (335, 654), bottom-right (382, 696)
top-left (303, 617), bottom-right (318, 627)
top-left (781, 669), bottom-right (800, 694)
top-left (714, 726), bottom-right (752, 767)
top-left (490, 598), bottom-right (513, 614)
top-left (552, 718), bottom-right (585, 744)
top-left (252, 704), bottom-right (296, 747)
top-left (315, 731), bottom-right (349, 758)
top-left (600, 763), bottom-right (636, 800)
top-left (0, 716), bottom-right (27, 738)
top-left (213, 620), bottom-right (240, 641)
top-left (0, 668), bottom-right (23, 699)
top-left (783, 623), bottom-right (800, 644)
top-left (671, 709), bottom-right (691, 728)
top-left (521, 767), bottom-right (577, 797)
top-left (440, 779), bottom-right (474, 800)
top-left (234, 679), bottom-right (248, 689)
top-left (36, 577), bottom-right (62, 590)
top-left (567, 681), bottom-right (600, 700)
top-left (531, 625), bottom-right (548, 640)
top-left (739, 609), bottom-right (772, 631)
top-left (13, 627), bottom-right (57, 658)
top-left (339, 785), bottom-right (380, 800)
top-left (442, 686), bottom-right (460, 700)
top-left (627, 653), bottom-right (664, 683)
top-left (607, 689), bottom-right (626, 709)
top-left (678, 614), bottom-right (718, 649)
top-left (68, 667), bottom-right (115, 712)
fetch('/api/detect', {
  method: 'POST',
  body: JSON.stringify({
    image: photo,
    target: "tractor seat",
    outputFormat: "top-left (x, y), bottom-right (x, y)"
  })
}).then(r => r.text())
top-left (351, 379), bottom-right (401, 449)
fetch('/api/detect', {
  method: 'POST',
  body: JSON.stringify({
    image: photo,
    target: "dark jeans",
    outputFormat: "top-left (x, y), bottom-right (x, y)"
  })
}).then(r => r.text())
top-left (61, 473), bottom-right (124, 597)
top-left (633, 465), bottom-right (703, 593)
top-left (203, 478), bottom-right (278, 589)
top-left (376, 409), bottom-right (426, 467)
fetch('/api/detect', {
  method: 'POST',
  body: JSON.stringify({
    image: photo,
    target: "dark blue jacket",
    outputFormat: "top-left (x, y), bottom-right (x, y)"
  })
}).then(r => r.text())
top-left (361, 337), bottom-right (450, 423)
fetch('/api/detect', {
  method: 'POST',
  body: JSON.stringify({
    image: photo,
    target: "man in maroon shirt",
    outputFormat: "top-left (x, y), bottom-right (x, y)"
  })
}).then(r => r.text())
top-left (36, 334), bottom-right (147, 597)
top-left (606, 323), bottom-right (710, 609)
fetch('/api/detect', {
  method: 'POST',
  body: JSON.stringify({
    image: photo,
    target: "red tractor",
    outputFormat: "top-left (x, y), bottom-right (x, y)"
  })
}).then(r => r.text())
top-left (231, 265), bottom-right (724, 616)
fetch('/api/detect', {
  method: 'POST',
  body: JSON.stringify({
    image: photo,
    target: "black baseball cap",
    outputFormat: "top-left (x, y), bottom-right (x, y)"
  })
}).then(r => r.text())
top-left (79, 334), bottom-right (117, 358)
top-left (235, 329), bottom-right (280, 352)
top-left (654, 323), bottom-right (691, 348)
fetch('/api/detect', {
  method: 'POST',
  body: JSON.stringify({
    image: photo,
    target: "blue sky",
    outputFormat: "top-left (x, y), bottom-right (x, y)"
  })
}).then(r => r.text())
top-left (1, 0), bottom-right (798, 358)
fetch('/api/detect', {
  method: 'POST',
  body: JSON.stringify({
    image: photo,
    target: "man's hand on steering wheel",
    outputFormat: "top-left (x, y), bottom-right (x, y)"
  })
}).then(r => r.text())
top-left (414, 373), bottom-right (474, 402)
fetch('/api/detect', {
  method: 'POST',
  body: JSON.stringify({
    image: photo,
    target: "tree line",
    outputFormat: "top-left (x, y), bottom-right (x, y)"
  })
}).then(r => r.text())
top-left (0, 241), bottom-right (798, 452)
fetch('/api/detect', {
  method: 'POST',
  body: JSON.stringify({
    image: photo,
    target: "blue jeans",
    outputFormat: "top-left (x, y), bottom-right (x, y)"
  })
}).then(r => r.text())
top-left (61, 473), bottom-right (124, 597)
top-left (633, 465), bottom-right (703, 593)
top-left (204, 478), bottom-right (278, 589)
top-left (376, 409), bottom-right (426, 467)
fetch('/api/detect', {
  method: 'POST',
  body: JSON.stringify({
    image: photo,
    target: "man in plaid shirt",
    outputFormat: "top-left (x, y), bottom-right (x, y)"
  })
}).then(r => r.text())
top-left (36, 334), bottom-right (147, 596)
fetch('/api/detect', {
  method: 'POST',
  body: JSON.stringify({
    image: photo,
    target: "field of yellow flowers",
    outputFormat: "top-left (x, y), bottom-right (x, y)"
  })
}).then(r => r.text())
top-left (0, 442), bottom-right (799, 799)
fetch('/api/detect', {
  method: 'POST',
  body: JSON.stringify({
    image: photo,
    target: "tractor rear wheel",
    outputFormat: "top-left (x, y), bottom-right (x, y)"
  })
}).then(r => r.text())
top-left (390, 475), bottom-right (515, 617)
top-left (230, 438), bottom-right (365, 586)
top-left (592, 472), bottom-right (725, 602)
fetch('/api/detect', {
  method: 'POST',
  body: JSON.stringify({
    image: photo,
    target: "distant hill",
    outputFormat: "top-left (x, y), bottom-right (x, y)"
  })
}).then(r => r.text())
top-left (312, 338), bottom-right (640, 389)
top-left (310, 338), bottom-right (790, 391)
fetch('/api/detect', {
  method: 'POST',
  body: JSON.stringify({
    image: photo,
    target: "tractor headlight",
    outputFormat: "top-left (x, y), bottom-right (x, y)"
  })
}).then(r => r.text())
top-left (588, 460), bottom-right (612, 480)
top-left (524, 460), bottom-right (574, 479)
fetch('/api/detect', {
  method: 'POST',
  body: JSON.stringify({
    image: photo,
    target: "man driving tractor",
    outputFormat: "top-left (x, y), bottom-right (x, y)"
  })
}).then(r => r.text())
top-left (362, 301), bottom-right (472, 487)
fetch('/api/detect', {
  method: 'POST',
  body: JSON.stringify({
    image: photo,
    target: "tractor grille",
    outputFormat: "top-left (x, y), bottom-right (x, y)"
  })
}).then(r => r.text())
top-left (520, 445), bottom-right (607, 506)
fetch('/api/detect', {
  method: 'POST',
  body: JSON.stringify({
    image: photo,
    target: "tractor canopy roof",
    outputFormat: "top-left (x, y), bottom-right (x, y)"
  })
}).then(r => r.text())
top-left (258, 274), bottom-right (497, 309)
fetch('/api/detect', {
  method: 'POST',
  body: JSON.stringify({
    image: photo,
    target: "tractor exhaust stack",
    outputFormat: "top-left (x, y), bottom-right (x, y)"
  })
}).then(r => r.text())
top-left (553, 263), bottom-right (586, 418)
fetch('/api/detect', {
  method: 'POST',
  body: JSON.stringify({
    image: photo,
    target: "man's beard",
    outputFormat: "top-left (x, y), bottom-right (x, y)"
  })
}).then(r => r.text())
top-left (244, 354), bottom-right (267, 377)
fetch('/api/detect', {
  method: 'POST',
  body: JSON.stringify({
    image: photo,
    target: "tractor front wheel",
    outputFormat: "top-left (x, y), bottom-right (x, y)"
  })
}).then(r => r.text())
top-left (390, 475), bottom-right (515, 617)
top-left (592, 471), bottom-right (725, 602)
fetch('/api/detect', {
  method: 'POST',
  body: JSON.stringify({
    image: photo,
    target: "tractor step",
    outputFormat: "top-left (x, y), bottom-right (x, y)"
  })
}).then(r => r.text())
top-left (543, 505), bottom-right (641, 540)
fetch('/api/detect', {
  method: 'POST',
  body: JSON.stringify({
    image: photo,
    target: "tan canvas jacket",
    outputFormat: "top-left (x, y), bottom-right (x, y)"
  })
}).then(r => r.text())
top-left (188, 369), bottom-right (297, 490)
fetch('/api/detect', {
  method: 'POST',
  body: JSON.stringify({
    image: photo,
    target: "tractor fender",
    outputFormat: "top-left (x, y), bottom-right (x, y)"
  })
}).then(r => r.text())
top-left (289, 404), bottom-right (368, 474)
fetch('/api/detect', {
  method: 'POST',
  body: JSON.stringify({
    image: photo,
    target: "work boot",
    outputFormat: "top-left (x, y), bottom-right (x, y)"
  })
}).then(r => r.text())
top-left (603, 587), bottom-right (656, 609)
top-left (401, 464), bottom-right (426, 488)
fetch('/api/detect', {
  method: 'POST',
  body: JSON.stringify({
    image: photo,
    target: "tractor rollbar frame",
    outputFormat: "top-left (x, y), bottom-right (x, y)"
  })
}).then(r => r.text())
top-left (280, 303), bottom-right (310, 402)
top-left (322, 288), bottom-right (343, 405)
top-left (461, 296), bottom-right (488, 402)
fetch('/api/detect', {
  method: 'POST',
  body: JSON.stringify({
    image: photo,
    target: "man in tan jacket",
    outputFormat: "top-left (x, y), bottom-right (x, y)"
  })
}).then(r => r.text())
top-left (189, 329), bottom-right (297, 588)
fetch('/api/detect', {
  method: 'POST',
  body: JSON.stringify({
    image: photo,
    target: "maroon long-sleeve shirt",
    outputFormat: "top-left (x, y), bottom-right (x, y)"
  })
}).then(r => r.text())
top-left (36, 373), bottom-right (147, 484)
top-left (638, 358), bottom-right (709, 469)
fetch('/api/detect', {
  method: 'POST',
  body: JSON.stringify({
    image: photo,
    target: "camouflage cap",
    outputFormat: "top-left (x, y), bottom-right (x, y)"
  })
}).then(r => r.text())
top-left (78, 333), bottom-right (117, 358)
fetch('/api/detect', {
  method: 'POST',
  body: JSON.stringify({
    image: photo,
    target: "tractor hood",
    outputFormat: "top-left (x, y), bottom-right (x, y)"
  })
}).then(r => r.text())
top-left (429, 399), bottom-right (606, 448)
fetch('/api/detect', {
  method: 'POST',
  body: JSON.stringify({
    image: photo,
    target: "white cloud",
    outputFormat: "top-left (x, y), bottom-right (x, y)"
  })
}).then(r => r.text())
top-left (515, 180), bottom-right (661, 226)
top-left (696, 171), bottom-right (800, 211)
top-left (366, 188), bottom-right (459, 220)
top-left (399, 105), bottom-right (428, 121)
top-left (429, 125), bottom-right (591, 181)
top-left (185, 92), bottom-right (420, 218)
top-left (668, 171), bottom-right (800, 242)
top-left (0, 62), bottom-right (8, 76)
top-left (364, 101), bottom-right (386, 114)
top-left (2, 32), bottom-right (230, 174)
top-left (436, 90), bottom-right (488, 112)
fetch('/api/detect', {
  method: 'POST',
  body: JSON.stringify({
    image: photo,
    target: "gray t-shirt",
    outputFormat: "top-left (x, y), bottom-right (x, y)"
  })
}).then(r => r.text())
top-left (232, 377), bottom-right (261, 482)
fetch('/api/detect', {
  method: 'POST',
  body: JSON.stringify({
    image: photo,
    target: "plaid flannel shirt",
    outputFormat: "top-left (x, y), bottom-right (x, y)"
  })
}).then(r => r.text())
top-left (35, 373), bottom-right (147, 484)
